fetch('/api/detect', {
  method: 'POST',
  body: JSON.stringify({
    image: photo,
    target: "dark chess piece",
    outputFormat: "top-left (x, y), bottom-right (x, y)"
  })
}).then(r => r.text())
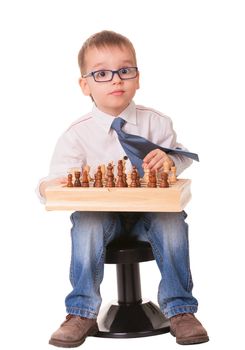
top-left (106, 163), bottom-right (115, 187)
top-left (74, 171), bottom-right (81, 187)
top-left (94, 166), bottom-right (103, 187)
top-left (116, 160), bottom-right (125, 187)
top-left (159, 172), bottom-right (169, 188)
top-left (130, 166), bottom-right (138, 187)
top-left (81, 170), bottom-right (89, 187)
top-left (123, 173), bottom-right (128, 187)
top-left (67, 174), bottom-right (73, 187)
top-left (148, 170), bottom-right (157, 188)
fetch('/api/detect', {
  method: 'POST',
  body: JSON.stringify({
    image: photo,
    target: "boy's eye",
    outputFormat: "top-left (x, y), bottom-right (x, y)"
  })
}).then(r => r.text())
top-left (94, 70), bottom-right (110, 79)
top-left (120, 68), bottom-right (130, 75)
top-left (98, 71), bottom-right (106, 77)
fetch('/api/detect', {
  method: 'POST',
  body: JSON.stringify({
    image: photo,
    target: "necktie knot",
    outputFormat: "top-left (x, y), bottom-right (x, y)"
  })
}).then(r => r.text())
top-left (111, 117), bottom-right (125, 132)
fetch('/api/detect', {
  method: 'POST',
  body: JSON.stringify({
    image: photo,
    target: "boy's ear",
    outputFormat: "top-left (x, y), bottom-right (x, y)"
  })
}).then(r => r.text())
top-left (79, 77), bottom-right (91, 96)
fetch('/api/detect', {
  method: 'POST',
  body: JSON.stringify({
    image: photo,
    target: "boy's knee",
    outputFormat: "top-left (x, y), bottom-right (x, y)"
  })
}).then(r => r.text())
top-left (149, 212), bottom-right (188, 241)
top-left (152, 211), bottom-right (187, 225)
top-left (71, 211), bottom-right (110, 225)
top-left (70, 211), bottom-right (120, 238)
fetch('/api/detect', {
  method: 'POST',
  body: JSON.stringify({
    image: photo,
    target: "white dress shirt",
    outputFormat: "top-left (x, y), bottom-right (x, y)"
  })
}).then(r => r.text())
top-left (37, 101), bottom-right (192, 201)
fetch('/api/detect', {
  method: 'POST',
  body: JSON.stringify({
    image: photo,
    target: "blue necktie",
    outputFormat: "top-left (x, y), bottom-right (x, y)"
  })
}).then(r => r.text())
top-left (111, 117), bottom-right (199, 177)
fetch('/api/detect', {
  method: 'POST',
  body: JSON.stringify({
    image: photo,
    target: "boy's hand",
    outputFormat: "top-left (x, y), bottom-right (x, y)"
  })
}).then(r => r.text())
top-left (39, 177), bottom-right (67, 199)
top-left (142, 149), bottom-right (174, 172)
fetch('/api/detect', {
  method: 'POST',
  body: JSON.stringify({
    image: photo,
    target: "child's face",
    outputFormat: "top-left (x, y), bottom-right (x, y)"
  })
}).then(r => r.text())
top-left (79, 45), bottom-right (140, 116)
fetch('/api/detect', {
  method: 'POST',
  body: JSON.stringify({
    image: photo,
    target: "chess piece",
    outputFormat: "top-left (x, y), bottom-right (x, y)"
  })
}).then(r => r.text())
top-left (83, 164), bottom-right (92, 181)
top-left (81, 170), bottom-right (89, 187)
top-left (116, 160), bottom-right (125, 187)
top-left (143, 168), bottom-right (150, 184)
top-left (123, 173), bottom-right (128, 187)
top-left (74, 171), bottom-right (81, 187)
top-left (159, 172), bottom-right (169, 188)
top-left (106, 163), bottom-right (115, 187)
top-left (127, 172), bottom-right (132, 187)
top-left (94, 166), bottom-right (103, 187)
top-left (136, 170), bottom-right (141, 187)
top-left (169, 166), bottom-right (177, 184)
top-left (67, 173), bottom-right (73, 187)
top-left (122, 158), bottom-right (126, 173)
top-left (100, 164), bottom-right (106, 184)
top-left (163, 160), bottom-right (171, 174)
top-left (130, 166), bottom-right (138, 187)
top-left (148, 170), bottom-right (157, 188)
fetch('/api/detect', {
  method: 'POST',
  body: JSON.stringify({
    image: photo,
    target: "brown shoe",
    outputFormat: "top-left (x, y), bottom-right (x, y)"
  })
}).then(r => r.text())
top-left (170, 313), bottom-right (209, 345)
top-left (49, 314), bottom-right (98, 348)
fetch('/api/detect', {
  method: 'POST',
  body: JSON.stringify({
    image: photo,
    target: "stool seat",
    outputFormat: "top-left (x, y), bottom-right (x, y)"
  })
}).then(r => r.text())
top-left (95, 237), bottom-right (170, 338)
top-left (105, 239), bottom-right (154, 264)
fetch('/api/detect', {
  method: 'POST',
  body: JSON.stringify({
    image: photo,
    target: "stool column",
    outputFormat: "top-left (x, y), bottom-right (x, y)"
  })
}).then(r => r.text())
top-left (116, 263), bottom-right (142, 304)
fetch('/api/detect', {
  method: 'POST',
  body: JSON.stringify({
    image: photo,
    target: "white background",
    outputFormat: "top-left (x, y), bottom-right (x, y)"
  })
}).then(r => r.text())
top-left (0, 1), bottom-right (244, 349)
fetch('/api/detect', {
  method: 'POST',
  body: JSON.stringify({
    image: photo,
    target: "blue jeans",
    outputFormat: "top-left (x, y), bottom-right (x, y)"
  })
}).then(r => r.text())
top-left (65, 211), bottom-right (198, 319)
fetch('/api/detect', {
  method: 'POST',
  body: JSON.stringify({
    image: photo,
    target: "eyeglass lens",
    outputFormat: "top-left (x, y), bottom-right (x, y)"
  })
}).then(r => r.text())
top-left (93, 67), bottom-right (137, 82)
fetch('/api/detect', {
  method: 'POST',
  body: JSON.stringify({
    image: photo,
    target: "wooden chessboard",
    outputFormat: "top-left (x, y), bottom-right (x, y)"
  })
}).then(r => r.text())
top-left (45, 179), bottom-right (191, 212)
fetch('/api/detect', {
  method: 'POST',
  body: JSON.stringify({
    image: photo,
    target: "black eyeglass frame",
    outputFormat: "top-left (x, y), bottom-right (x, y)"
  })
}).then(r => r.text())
top-left (82, 67), bottom-right (138, 82)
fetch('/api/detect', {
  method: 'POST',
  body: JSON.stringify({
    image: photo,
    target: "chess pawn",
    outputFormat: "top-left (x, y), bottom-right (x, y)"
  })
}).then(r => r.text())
top-left (148, 170), bottom-right (157, 187)
top-left (169, 166), bottom-right (177, 184)
top-left (74, 171), bottom-right (81, 187)
top-left (159, 172), bottom-right (169, 188)
top-left (67, 173), bottom-right (73, 187)
top-left (130, 168), bottom-right (137, 187)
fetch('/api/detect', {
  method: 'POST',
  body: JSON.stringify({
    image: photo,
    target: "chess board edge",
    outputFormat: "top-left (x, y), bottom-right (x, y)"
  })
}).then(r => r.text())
top-left (45, 179), bottom-right (191, 212)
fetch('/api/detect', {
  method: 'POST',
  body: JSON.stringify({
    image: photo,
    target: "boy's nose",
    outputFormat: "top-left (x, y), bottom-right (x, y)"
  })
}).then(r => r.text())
top-left (112, 72), bottom-right (122, 83)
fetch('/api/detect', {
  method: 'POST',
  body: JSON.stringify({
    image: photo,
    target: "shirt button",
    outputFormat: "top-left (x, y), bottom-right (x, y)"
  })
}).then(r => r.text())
top-left (123, 155), bottom-right (128, 160)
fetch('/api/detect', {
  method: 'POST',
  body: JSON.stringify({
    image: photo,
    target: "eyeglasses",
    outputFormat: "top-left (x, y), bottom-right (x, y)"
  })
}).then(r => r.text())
top-left (82, 67), bottom-right (138, 82)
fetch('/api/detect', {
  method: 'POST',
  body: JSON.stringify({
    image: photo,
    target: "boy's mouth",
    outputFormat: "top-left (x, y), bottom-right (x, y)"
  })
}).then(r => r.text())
top-left (110, 90), bottom-right (125, 96)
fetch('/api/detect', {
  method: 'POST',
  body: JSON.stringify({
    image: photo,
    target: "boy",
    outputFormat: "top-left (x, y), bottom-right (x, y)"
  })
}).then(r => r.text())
top-left (38, 30), bottom-right (209, 347)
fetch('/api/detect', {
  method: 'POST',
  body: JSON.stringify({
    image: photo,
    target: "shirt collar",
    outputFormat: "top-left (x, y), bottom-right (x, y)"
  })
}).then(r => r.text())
top-left (92, 101), bottom-right (137, 133)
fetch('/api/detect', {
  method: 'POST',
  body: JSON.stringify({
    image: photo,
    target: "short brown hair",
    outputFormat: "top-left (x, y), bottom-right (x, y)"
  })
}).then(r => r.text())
top-left (78, 30), bottom-right (137, 75)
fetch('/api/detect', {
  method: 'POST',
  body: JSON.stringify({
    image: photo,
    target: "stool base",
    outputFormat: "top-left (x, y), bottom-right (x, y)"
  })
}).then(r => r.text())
top-left (95, 300), bottom-right (170, 338)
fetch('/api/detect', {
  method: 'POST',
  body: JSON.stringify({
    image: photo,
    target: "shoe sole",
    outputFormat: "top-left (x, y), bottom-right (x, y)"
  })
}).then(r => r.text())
top-left (49, 324), bottom-right (99, 348)
top-left (171, 330), bottom-right (209, 345)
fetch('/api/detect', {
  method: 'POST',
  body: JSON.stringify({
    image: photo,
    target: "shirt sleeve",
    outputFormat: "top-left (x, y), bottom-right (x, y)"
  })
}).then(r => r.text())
top-left (48, 128), bottom-right (86, 177)
top-left (36, 127), bottom-right (86, 202)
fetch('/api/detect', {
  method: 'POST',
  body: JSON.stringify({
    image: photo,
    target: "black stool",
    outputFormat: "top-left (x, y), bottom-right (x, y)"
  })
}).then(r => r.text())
top-left (95, 238), bottom-right (170, 338)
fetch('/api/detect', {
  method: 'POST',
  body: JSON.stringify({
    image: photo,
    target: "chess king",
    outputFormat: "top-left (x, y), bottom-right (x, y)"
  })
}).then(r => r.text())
top-left (37, 30), bottom-right (209, 347)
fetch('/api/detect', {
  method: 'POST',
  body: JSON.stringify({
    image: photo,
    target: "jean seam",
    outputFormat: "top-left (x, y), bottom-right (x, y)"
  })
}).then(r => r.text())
top-left (93, 215), bottom-right (119, 302)
top-left (185, 230), bottom-right (193, 292)
top-left (143, 214), bottom-right (163, 264)
top-left (69, 213), bottom-right (76, 287)
top-left (103, 215), bottom-right (118, 241)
